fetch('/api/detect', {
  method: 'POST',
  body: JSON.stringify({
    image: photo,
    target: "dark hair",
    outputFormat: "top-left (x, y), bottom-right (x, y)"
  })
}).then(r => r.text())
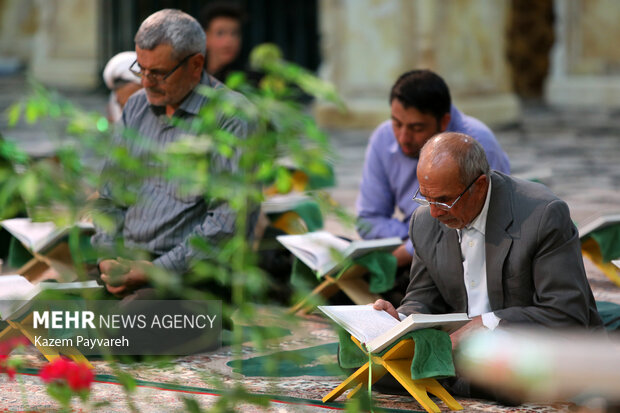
top-left (389, 69), bottom-right (451, 122)
top-left (200, 2), bottom-right (246, 30)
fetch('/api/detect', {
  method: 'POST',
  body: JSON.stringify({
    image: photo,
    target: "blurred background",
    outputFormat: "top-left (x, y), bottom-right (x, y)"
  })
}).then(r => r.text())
top-left (2, 0), bottom-right (620, 129)
top-left (1, 0), bottom-right (620, 234)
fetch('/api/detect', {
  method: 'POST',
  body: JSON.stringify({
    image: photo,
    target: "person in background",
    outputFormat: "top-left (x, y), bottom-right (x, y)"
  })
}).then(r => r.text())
top-left (356, 69), bottom-right (510, 305)
top-left (199, 2), bottom-right (245, 82)
top-left (102, 51), bottom-right (143, 122)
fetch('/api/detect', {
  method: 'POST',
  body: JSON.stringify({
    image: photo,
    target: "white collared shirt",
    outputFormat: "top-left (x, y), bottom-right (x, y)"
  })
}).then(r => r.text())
top-left (457, 179), bottom-right (500, 330)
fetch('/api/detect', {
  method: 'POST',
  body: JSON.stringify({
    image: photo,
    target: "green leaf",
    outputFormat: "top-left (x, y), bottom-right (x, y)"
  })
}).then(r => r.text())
top-left (182, 397), bottom-right (204, 413)
top-left (18, 172), bottom-right (38, 202)
top-left (225, 71), bottom-right (246, 89)
top-left (96, 116), bottom-right (109, 132)
top-left (117, 371), bottom-right (137, 393)
top-left (24, 102), bottom-right (39, 124)
top-left (6, 102), bottom-right (22, 126)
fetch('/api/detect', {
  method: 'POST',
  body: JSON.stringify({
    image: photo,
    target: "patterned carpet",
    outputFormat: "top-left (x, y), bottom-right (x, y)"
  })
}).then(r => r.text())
top-left (0, 258), bottom-right (617, 412)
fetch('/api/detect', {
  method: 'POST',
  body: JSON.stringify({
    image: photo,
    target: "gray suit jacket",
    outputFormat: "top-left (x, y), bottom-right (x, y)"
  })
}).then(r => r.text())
top-left (398, 171), bottom-right (602, 328)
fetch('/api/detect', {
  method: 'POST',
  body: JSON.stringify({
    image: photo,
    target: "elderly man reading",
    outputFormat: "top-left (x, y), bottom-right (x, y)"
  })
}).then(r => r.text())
top-left (374, 132), bottom-right (602, 400)
top-left (91, 9), bottom-right (251, 299)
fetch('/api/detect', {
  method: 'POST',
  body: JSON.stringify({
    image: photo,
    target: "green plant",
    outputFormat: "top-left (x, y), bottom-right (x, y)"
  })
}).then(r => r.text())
top-left (2, 43), bottom-right (381, 412)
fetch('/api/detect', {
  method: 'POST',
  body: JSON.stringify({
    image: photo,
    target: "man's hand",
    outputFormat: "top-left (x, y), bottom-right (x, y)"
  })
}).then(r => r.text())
top-left (99, 259), bottom-right (152, 297)
top-left (373, 299), bottom-right (400, 320)
top-left (392, 243), bottom-right (413, 268)
top-left (450, 315), bottom-right (484, 350)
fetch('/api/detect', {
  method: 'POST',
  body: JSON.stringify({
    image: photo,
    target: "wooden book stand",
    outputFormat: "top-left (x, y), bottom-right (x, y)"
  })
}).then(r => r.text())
top-left (323, 336), bottom-right (462, 413)
top-left (17, 242), bottom-right (76, 282)
top-left (0, 312), bottom-right (93, 368)
top-left (289, 264), bottom-right (381, 314)
top-left (581, 237), bottom-right (620, 287)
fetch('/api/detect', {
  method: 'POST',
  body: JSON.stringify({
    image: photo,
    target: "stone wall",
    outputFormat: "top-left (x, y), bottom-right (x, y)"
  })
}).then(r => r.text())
top-left (547, 0), bottom-right (620, 107)
top-left (315, 0), bottom-right (520, 129)
top-left (0, 0), bottom-right (38, 63)
top-left (0, 0), bottom-right (99, 89)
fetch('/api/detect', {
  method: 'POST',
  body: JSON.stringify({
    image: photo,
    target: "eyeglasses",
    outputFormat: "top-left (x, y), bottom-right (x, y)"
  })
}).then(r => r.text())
top-left (412, 174), bottom-right (483, 211)
top-left (129, 53), bottom-right (196, 83)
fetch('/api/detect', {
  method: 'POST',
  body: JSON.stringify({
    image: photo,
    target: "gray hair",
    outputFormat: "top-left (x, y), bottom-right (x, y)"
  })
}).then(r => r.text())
top-left (421, 132), bottom-right (490, 186)
top-left (135, 9), bottom-right (206, 59)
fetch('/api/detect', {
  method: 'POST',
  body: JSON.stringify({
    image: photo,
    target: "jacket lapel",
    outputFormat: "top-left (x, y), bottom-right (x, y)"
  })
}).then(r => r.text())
top-left (485, 172), bottom-right (514, 310)
top-left (437, 225), bottom-right (468, 312)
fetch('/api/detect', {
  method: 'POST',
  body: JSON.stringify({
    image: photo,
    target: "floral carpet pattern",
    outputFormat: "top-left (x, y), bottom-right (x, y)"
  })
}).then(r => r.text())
top-left (0, 259), bottom-right (617, 412)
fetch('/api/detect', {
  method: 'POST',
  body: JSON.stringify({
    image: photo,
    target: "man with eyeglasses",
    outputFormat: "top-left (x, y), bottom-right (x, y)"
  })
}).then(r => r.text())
top-left (356, 70), bottom-right (510, 305)
top-left (91, 9), bottom-right (251, 298)
top-left (373, 132), bottom-right (601, 399)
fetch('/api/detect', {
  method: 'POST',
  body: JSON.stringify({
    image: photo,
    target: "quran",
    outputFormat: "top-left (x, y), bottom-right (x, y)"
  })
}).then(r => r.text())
top-left (318, 305), bottom-right (470, 353)
top-left (276, 231), bottom-right (401, 277)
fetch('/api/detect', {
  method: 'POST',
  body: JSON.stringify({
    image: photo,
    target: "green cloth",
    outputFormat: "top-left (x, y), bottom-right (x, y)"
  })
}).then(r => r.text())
top-left (7, 236), bottom-right (32, 268)
top-left (227, 342), bottom-right (345, 377)
top-left (305, 164), bottom-right (335, 190)
top-left (355, 252), bottom-right (396, 294)
top-left (596, 301), bottom-right (620, 331)
top-left (290, 257), bottom-right (318, 292)
top-left (267, 199), bottom-right (323, 232)
top-left (337, 327), bottom-right (455, 380)
top-left (289, 251), bottom-right (397, 294)
top-left (222, 325), bottom-right (291, 347)
top-left (589, 225), bottom-right (620, 262)
top-left (292, 201), bottom-right (323, 231)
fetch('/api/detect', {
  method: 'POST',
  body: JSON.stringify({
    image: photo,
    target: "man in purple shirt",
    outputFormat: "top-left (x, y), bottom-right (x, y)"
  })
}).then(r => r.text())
top-left (356, 70), bottom-right (510, 302)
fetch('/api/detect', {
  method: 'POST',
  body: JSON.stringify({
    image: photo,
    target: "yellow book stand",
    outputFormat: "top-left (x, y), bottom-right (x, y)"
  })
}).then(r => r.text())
top-left (581, 237), bottom-right (620, 287)
top-left (0, 312), bottom-right (93, 368)
top-left (17, 243), bottom-right (76, 282)
top-left (323, 336), bottom-right (462, 413)
top-left (289, 264), bottom-right (381, 314)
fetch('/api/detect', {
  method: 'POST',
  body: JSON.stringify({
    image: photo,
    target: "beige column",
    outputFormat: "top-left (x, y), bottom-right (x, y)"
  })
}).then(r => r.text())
top-left (0, 0), bottom-right (38, 63)
top-left (546, 0), bottom-right (620, 108)
top-left (29, 0), bottom-right (99, 89)
top-left (315, 0), bottom-right (519, 129)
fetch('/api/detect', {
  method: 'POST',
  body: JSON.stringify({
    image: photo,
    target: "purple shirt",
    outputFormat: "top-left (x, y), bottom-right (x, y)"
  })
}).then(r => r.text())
top-left (356, 105), bottom-right (510, 254)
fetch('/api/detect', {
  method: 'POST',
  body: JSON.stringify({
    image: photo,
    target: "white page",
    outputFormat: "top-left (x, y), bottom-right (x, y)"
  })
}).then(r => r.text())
top-left (0, 275), bottom-right (40, 320)
top-left (318, 305), bottom-right (399, 343)
top-left (277, 231), bottom-right (350, 273)
top-left (261, 193), bottom-right (312, 213)
top-left (1, 218), bottom-right (94, 253)
top-left (0, 277), bottom-right (101, 320)
top-left (0, 218), bottom-right (59, 252)
top-left (578, 213), bottom-right (620, 239)
top-left (0, 275), bottom-right (37, 300)
top-left (344, 237), bottom-right (402, 259)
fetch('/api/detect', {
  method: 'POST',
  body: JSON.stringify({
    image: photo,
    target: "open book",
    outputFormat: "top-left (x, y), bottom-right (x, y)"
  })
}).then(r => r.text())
top-left (276, 231), bottom-right (401, 277)
top-left (0, 275), bottom-right (101, 320)
top-left (318, 305), bottom-right (470, 353)
top-left (0, 218), bottom-right (95, 254)
top-left (578, 213), bottom-right (620, 240)
top-left (261, 193), bottom-right (313, 214)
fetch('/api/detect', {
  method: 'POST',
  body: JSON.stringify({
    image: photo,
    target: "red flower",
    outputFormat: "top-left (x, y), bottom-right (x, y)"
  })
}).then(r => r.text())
top-left (66, 362), bottom-right (93, 392)
top-left (0, 337), bottom-right (29, 355)
top-left (5, 366), bottom-right (16, 380)
top-left (40, 358), bottom-right (93, 392)
top-left (40, 357), bottom-right (71, 383)
top-left (0, 337), bottom-right (28, 381)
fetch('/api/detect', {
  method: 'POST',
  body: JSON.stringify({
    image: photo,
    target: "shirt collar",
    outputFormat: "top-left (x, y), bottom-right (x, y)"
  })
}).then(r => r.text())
top-left (465, 178), bottom-right (492, 235)
top-left (445, 104), bottom-right (461, 132)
